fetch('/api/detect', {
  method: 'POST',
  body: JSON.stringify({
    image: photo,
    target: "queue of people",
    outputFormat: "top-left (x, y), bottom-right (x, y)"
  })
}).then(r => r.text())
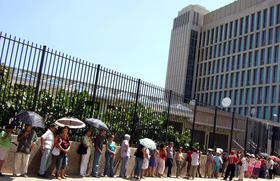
top-left (0, 123), bottom-right (279, 180)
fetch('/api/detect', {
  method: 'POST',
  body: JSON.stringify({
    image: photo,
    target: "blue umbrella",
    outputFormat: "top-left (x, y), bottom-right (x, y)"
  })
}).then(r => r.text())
top-left (139, 138), bottom-right (156, 150)
top-left (16, 111), bottom-right (45, 128)
top-left (85, 118), bottom-right (109, 131)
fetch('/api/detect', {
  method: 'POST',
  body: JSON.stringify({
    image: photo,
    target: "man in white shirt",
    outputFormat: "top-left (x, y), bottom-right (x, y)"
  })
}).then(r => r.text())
top-left (267, 157), bottom-right (274, 179)
top-left (190, 148), bottom-right (199, 180)
top-left (119, 134), bottom-right (130, 178)
top-left (37, 124), bottom-right (57, 177)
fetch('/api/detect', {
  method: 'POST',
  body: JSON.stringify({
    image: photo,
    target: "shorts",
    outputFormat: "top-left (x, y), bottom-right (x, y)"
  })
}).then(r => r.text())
top-left (142, 158), bottom-right (149, 169)
top-left (158, 159), bottom-right (165, 174)
top-left (149, 155), bottom-right (156, 167)
top-left (253, 168), bottom-right (260, 175)
top-left (0, 145), bottom-right (9, 160)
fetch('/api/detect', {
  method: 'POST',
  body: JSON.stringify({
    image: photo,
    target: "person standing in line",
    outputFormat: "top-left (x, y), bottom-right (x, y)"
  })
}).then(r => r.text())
top-left (79, 129), bottom-right (93, 177)
top-left (134, 144), bottom-right (145, 179)
top-left (186, 147), bottom-right (194, 176)
top-left (140, 147), bottom-right (150, 179)
top-left (267, 157), bottom-right (274, 179)
top-left (189, 148), bottom-right (199, 180)
top-left (157, 144), bottom-right (167, 178)
top-left (246, 154), bottom-right (255, 178)
top-left (238, 153), bottom-right (247, 181)
top-left (0, 125), bottom-right (14, 176)
top-left (205, 149), bottom-right (214, 178)
top-left (175, 146), bottom-right (184, 178)
top-left (13, 124), bottom-right (37, 178)
top-left (91, 129), bottom-right (106, 177)
top-left (213, 152), bottom-right (223, 178)
top-left (166, 142), bottom-right (174, 177)
top-left (104, 134), bottom-right (116, 177)
top-left (222, 150), bottom-right (228, 177)
top-left (147, 148), bottom-right (158, 177)
top-left (252, 156), bottom-right (261, 179)
top-left (119, 134), bottom-right (130, 178)
top-left (55, 126), bottom-right (71, 180)
top-left (38, 124), bottom-right (57, 178)
top-left (223, 150), bottom-right (239, 181)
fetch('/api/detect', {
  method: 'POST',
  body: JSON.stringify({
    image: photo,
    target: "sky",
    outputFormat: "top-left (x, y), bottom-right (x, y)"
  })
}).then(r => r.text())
top-left (0, 0), bottom-right (235, 87)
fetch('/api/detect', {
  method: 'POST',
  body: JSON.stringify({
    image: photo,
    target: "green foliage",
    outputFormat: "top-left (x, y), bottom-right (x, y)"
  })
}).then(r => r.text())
top-left (0, 65), bottom-right (192, 149)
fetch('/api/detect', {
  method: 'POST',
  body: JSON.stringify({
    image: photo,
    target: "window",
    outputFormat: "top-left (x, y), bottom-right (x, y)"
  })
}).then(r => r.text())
top-left (202, 78), bottom-right (205, 91)
top-left (241, 71), bottom-right (245, 86)
top-left (223, 42), bottom-right (227, 56)
top-left (257, 107), bottom-right (262, 118)
top-left (273, 66), bottom-right (278, 83)
top-left (265, 86), bottom-right (270, 104)
top-left (198, 79), bottom-right (201, 91)
top-left (258, 87), bottom-right (263, 104)
top-left (234, 19), bottom-right (238, 37)
top-left (205, 47), bottom-right (208, 60)
top-left (276, 27), bottom-right (280, 43)
top-left (242, 53), bottom-right (247, 68)
top-left (238, 37), bottom-right (242, 52)
top-left (208, 62), bottom-right (211, 74)
top-left (235, 72), bottom-right (240, 87)
top-left (268, 28), bottom-right (273, 44)
top-left (233, 39), bottom-right (237, 53)
top-left (234, 90), bottom-right (239, 105)
top-left (202, 32), bottom-right (206, 46)
top-left (214, 45), bottom-right (217, 58)
top-left (266, 67), bottom-right (271, 84)
top-left (228, 40), bottom-right (232, 54)
top-left (240, 89), bottom-right (244, 105)
top-left (215, 76), bottom-right (219, 89)
top-left (220, 25), bottom-right (223, 41)
top-left (255, 32), bottom-right (260, 48)
top-left (211, 76), bottom-right (214, 90)
top-left (246, 89), bottom-right (250, 104)
top-left (206, 30), bottom-right (210, 45)
top-left (272, 86), bottom-right (277, 103)
top-left (260, 49), bottom-right (265, 65)
top-left (240, 17), bottom-right (244, 35)
top-left (248, 52), bottom-right (253, 67)
top-left (252, 88), bottom-right (256, 104)
top-left (224, 23), bottom-right (228, 40)
top-left (267, 47), bottom-right (272, 64)
top-left (203, 63), bottom-right (207, 75)
top-left (201, 49), bottom-right (204, 61)
top-left (212, 60), bottom-right (216, 74)
top-left (225, 74), bottom-right (229, 88)
top-left (271, 106), bottom-right (276, 121)
top-left (209, 46), bottom-right (212, 59)
top-left (210, 29), bottom-right (214, 44)
top-left (229, 21), bottom-right (233, 38)
top-left (231, 56), bottom-right (235, 70)
top-left (217, 59), bottom-right (220, 73)
top-left (210, 93), bottom-right (213, 105)
top-left (221, 59), bottom-right (225, 72)
top-left (247, 70), bottom-right (251, 85)
top-left (215, 27), bottom-right (218, 43)
top-left (254, 50), bottom-right (259, 66)
top-left (251, 13), bottom-right (255, 32)
top-left (262, 30), bottom-right (266, 46)
top-left (237, 55), bottom-right (241, 69)
top-left (245, 16), bottom-right (249, 34)
top-left (263, 9), bottom-right (267, 28)
top-left (244, 36), bottom-right (248, 51)
top-left (275, 46), bottom-right (279, 62)
top-left (206, 77), bottom-right (210, 89)
top-left (220, 75), bottom-right (224, 89)
top-left (253, 69), bottom-right (258, 85)
top-left (226, 57), bottom-right (230, 71)
top-left (245, 107), bottom-right (249, 116)
top-left (218, 44), bottom-right (222, 57)
top-left (257, 11), bottom-right (261, 30)
top-left (270, 7), bottom-right (274, 26)
top-left (230, 73), bottom-right (234, 88)
top-left (249, 34), bottom-right (254, 49)
top-left (277, 4), bottom-right (280, 24)
top-left (264, 107), bottom-right (268, 120)
top-left (260, 68), bottom-right (264, 84)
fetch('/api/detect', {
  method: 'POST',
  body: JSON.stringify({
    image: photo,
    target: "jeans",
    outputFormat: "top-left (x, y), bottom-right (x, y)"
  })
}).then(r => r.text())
top-left (56, 154), bottom-right (68, 170)
top-left (80, 148), bottom-right (91, 176)
top-left (120, 156), bottom-right (129, 177)
top-left (39, 148), bottom-right (52, 175)
top-left (91, 150), bottom-right (101, 176)
top-left (13, 152), bottom-right (30, 175)
top-left (134, 157), bottom-right (144, 177)
top-left (224, 164), bottom-right (235, 180)
top-left (104, 151), bottom-right (115, 177)
top-left (166, 158), bottom-right (173, 177)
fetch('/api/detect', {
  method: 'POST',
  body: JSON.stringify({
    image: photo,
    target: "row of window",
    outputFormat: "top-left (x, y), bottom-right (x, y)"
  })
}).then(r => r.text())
top-left (196, 88), bottom-right (279, 120)
top-left (197, 66), bottom-right (278, 91)
top-left (201, 4), bottom-right (280, 47)
top-left (198, 46), bottom-right (279, 76)
top-left (199, 27), bottom-right (280, 61)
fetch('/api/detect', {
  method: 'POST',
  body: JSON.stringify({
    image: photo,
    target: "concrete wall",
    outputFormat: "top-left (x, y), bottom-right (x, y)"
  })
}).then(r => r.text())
top-left (2, 136), bottom-right (207, 177)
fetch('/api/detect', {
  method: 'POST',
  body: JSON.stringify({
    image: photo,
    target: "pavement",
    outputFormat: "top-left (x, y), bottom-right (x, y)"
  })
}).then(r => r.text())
top-left (0, 174), bottom-right (279, 181)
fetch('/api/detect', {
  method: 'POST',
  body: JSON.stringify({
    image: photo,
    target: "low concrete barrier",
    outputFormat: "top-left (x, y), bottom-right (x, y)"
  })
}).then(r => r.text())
top-left (2, 136), bottom-right (207, 177)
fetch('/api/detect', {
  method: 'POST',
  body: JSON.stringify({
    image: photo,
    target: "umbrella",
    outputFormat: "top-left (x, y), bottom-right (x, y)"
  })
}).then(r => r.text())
top-left (85, 118), bottom-right (108, 131)
top-left (55, 117), bottom-right (85, 129)
top-left (16, 111), bottom-right (45, 128)
top-left (139, 138), bottom-right (156, 150)
top-left (268, 155), bottom-right (280, 162)
top-left (260, 152), bottom-right (269, 158)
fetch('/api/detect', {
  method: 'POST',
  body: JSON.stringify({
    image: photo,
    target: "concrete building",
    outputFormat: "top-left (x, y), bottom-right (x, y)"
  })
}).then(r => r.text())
top-left (165, 0), bottom-right (280, 154)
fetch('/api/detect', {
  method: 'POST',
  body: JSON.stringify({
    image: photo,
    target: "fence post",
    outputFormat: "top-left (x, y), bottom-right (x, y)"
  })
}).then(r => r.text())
top-left (211, 106), bottom-right (218, 149)
top-left (90, 64), bottom-right (101, 117)
top-left (32, 45), bottom-right (47, 111)
top-left (190, 99), bottom-right (197, 147)
top-left (244, 117), bottom-right (249, 154)
top-left (229, 111), bottom-right (235, 152)
top-left (165, 90), bottom-right (172, 140)
top-left (131, 79), bottom-right (141, 142)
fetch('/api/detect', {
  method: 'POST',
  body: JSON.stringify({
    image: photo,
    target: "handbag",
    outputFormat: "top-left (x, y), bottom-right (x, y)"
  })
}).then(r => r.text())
top-left (52, 147), bottom-right (60, 156)
top-left (77, 143), bottom-right (88, 155)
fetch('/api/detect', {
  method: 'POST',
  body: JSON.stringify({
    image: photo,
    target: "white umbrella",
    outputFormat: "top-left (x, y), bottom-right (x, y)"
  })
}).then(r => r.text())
top-left (55, 117), bottom-right (86, 129)
top-left (139, 138), bottom-right (156, 150)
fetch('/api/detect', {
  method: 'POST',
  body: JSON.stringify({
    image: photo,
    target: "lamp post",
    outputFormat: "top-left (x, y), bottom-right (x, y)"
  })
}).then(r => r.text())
top-left (190, 99), bottom-right (197, 147)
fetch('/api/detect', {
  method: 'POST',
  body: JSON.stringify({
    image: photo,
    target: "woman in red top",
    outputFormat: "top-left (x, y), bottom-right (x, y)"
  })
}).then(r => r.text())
top-left (157, 144), bottom-right (167, 178)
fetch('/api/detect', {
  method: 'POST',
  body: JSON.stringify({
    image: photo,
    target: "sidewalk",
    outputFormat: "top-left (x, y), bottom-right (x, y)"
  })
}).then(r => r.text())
top-left (0, 175), bottom-right (278, 181)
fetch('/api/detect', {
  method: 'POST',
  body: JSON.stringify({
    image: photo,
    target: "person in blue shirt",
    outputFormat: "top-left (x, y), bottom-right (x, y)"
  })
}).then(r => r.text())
top-left (213, 152), bottom-right (223, 178)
